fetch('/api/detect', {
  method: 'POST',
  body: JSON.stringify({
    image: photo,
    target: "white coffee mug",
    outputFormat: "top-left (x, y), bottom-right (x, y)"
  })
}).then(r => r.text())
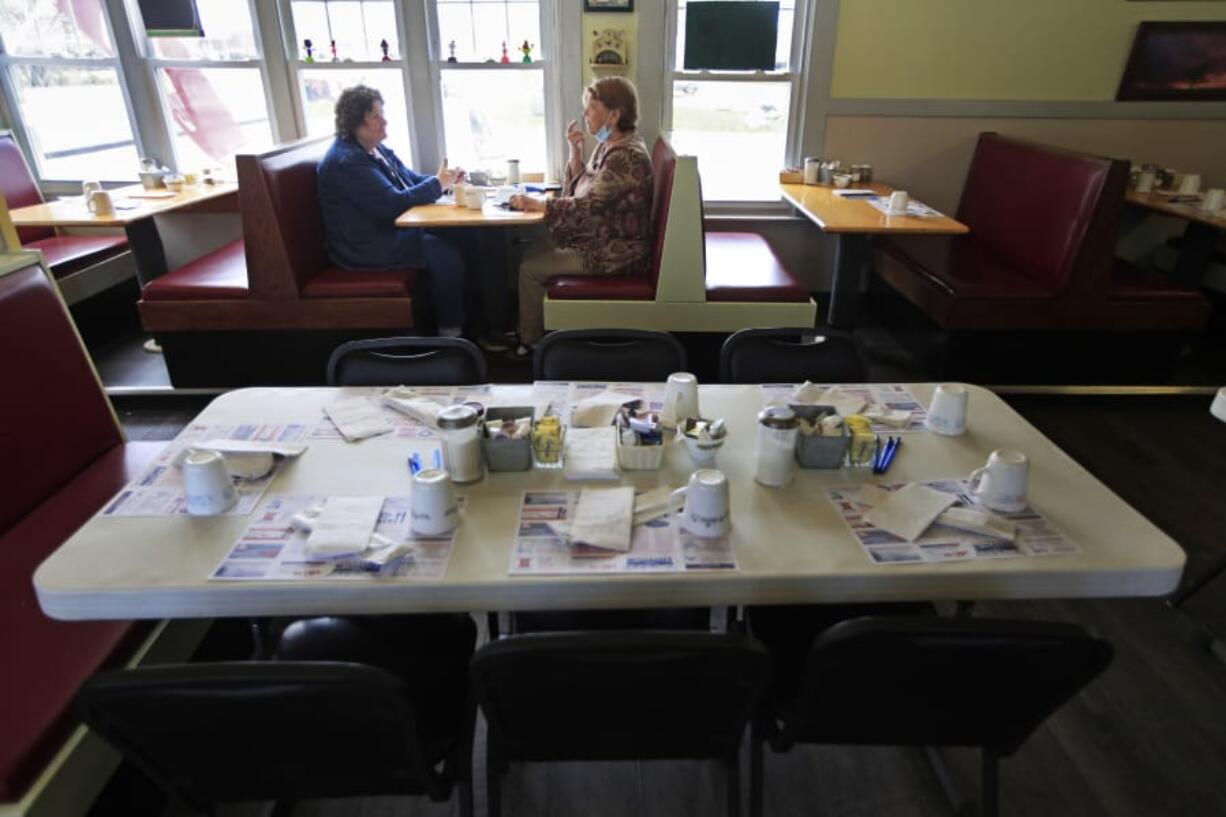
top-left (87, 190), bottom-right (115, 217)
top-left (669, 468), bottom-right (731, 538)
top-left (182, 449), bottom-right (237, 516)
top-left (968, 449), bottom-right (1029, 513)
top-left (1210, 386), bottom-right (1226, 423)
top-left (453, 183), bottom-right (470, 207)
top-left (81, 180), bottom-right (102, 198)
top-left (1179, 174), bottom-right (1201, 196)
top-left (1201, 188), bottom-right (1225, 213)
top-left (663, 372), bottom-right (700, 428)
top-left (410, 468), bottom-right (459, 535)
top-left (925, 384), bottom-right (969, 436)
top-left (1136, 171), bottom-right (1155, 194)
top-left (465, 187), bottom-right (486, 210)
top-left (887, 190), bottom-right (909, 215)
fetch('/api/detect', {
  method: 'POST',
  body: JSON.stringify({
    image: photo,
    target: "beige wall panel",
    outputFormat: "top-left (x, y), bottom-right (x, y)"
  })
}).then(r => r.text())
top-left (823, 116), bottom-right (1226, 214)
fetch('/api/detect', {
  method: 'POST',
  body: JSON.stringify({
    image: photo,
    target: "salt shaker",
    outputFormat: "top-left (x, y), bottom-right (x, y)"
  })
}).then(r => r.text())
top-left (755, 406), bottom-right (800, 487)
top-left (507, 158), bottom-right (521, 185)
top-left (437, 404), bottom-right (483, 483)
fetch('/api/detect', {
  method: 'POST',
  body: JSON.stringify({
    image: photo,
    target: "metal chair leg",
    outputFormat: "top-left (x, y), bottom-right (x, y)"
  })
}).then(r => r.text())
top-left (981, 750), bottom-right (999, 817)
top-left (726, 755), bottom-right (741, 817)
top-left (749, 726), bottom-right (765, 817)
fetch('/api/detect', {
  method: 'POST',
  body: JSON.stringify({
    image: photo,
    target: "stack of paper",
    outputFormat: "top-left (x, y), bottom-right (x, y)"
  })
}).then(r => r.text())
top-left (323, 397), bottom-right (393, 441)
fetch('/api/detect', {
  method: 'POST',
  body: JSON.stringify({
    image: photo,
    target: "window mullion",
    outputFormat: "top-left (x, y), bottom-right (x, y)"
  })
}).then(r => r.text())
top-left (400, 0), bottom-right (442, 172)
top-left (252, 0), bottom-right (300, 143)
top-left (104, 0), bottom-right (173, 169)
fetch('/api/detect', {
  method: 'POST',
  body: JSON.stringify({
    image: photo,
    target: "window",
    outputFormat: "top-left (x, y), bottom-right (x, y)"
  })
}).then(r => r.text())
top-left (0, 0), bottom-right (141, 181)
top-left (667, 0), bottom-right (804, 201)
top-left (138, 0), bottom-right (274, 173)
top-left (284, 1), bottom-right (412, 159)
top-left (434, 0), bottom-right (549, 174)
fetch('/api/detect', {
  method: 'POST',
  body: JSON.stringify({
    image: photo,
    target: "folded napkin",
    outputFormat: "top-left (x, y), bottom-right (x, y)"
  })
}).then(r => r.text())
top-left (569, 486), bottom-right (635, 552)
top-left (563, 426), bottom-right (620, 481)
top-left (571, 391), bottom-right (640, 428)
top-left (324, 397), bottom-right (393, 441)
top-left (193, 438), bottom-right (308, 458)
top-left (792, 380), bottom-right (825, 403)
top-left (863, 483), bottom-right (957, 542)
top-left (382, 392), bottom-right (444, 428)
top-left (815, 388), bottom-right (866, 417)
top-left (633, 486), bottom-right (675, 526)
top-left (304, 496), bottom-right (385, 558)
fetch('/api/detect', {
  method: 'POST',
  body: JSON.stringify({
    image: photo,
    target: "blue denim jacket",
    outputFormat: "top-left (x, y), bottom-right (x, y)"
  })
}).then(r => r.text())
top-left (317, 137), bottom-right (442, 270)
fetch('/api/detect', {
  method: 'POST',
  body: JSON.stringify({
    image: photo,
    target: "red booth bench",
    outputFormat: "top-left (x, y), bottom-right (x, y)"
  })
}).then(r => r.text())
top-left (874, 132), bottom-right (1209, 332)
top-left (543, 137), bottom-right (817, 332)
top-left (1, 255), bottom-right (201, 817)
top-left (138, 137), bottom-right (420, 387)
top-left (0, 132), bottom-right (131, 306)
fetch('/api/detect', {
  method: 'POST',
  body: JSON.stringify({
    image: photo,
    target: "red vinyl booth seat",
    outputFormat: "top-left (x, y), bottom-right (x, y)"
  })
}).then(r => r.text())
top-left (704, 232), bottom-right (809, 302)
top-left (1, 133), bottom-right (129, 270)
top-left (875, 132), bottom-right (1209, 332)
top-left (546, 273), bottom-right (655, 300)
top-left (302, 266), bottom-right (416, 298)
top-left (0, 261), bottom-right (153, 802)
top-left (141, 239), bottom-right (250, 301)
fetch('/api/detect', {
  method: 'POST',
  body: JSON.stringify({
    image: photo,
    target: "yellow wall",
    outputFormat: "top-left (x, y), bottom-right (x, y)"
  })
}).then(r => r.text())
top-left (831, 0), bottom-right (1226, 100)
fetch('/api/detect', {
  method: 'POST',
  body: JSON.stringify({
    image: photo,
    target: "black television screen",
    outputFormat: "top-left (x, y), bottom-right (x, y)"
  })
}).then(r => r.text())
top-left (138, 0), bottom-right (203, 37)
top-left (683, 1), bottom-right (779, 71)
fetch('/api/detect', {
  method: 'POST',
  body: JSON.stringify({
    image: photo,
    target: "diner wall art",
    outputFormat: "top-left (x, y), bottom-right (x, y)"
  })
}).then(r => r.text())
top-left (1116, 21), bottom-right (1226, 101)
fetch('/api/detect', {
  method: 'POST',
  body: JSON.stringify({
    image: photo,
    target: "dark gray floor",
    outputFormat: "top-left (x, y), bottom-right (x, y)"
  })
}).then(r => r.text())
top-left (101, 394), bottom-right (1226, 817)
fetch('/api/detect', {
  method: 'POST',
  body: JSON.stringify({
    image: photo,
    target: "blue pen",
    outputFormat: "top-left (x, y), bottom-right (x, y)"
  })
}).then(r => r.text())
top-left (433, 448), bottom-right (443, 470)
top-left (872, 436), bottom-right (895, 475)
top-left (880, 437), bottom-right (902, 474)
top-left (408, 453), bottom-right (422, 475)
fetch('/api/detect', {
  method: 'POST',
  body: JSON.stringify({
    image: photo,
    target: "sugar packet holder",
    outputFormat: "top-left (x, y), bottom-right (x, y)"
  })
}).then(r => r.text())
top-left (482, 407), bottom-right (534, 471)
top-left (616, 404), bottom-right (665, 470)
top-left (790, 405), bottom-right (850, 469)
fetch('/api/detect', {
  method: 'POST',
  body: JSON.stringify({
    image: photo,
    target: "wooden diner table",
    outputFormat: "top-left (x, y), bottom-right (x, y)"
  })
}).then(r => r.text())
top-left (1125, 190), bottom-right (1226, 287)
top-left (8, 182), bottom-right (239, 287)
top-left (33, 383), bottom-right (1183, 622)
top-left (780, 182), bottom-right (969, 328)
top-left (394, 198), bottom-right (545, 228)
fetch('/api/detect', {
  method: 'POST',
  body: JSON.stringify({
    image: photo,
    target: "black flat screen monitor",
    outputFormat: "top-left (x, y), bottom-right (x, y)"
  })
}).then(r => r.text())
top-left (138, 0), bottom-right (204, 36)
top-left (683, 1), bottom-right (779, 71)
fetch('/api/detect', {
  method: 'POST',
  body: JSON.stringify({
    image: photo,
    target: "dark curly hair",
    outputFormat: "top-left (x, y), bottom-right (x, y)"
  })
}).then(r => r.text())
top-left (334, 85), bottom-right (383, 140)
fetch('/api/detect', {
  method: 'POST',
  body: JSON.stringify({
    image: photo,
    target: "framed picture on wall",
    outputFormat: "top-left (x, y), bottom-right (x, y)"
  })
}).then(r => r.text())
top-left (1116, 21), bottom-right (1226, 101)
top-left (584, 0), bottom-right (634, 12)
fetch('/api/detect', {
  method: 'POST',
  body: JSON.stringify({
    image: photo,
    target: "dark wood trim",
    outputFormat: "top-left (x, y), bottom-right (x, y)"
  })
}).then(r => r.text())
top-left (138, 297), bottom-right (414, 331)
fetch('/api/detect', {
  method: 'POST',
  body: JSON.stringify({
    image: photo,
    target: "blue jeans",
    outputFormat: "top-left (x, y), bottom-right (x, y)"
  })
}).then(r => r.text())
top-left (401, 230), bottom-right (467, 330)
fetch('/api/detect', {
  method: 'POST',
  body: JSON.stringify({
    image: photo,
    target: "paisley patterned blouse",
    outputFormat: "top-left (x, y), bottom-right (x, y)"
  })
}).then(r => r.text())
top-left (545, 132), bottom-right (654, 276)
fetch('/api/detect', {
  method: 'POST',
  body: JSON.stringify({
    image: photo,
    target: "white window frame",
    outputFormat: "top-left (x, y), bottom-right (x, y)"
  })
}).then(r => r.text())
top-left (126, 0), bottom-right (281, 171)
top-left (0, 0), bottom-right (147, 184)
top-left (661, 0), bottom-right (815, 207)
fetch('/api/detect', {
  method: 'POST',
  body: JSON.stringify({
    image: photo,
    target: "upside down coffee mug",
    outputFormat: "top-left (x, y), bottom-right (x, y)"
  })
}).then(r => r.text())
top-left (968, 449), bottom-right (1029, 513)
top-left (663, 372), bottom-right (700, 428)
top-left (926, 384), bottom-right (969, 436)
top-left (669, 468), bottom-right (731, 538)
top-left (411, 468), bottom-right (459, 536)
top-left (182, 449), bottom-right (237, 516)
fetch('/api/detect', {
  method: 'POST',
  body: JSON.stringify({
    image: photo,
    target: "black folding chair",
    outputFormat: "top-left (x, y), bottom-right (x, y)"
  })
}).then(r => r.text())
top-left (77, 660), bottom-right (470, 817)
top-left (327, 336), bottom-right (487, 386)
top-left (719, 327), bottom-right (866, 384)
top-left (470, 631), bottom-right (771, 817)
top-left (749, 616), bottom-right (1114, 817)
top-left (533, 328), bottom-right (687, 381)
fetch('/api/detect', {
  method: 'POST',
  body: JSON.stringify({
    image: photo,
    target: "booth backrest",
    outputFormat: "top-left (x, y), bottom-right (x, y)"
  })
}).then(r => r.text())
top-left (649, 138), bottom-right (678, 289)
top-left (237, 138), bottom-right (333, 300)
top-left (0, 133), bottom-right (53, 244)
top-left (0, 259), bottom-right (122, 535)
top-left (956, 133), bottom-right (1126, 293)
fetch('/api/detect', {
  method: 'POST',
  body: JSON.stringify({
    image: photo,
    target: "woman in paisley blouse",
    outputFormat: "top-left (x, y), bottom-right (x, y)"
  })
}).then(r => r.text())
top-left (508, 76), bottom-right (654, 355)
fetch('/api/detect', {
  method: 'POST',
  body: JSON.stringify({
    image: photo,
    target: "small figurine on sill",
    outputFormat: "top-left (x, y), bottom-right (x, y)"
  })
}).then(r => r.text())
top-left (447, 40), bottom-right (458, 62)
top-left (330, 39), bottom-right (339, 62)
top-left (500, 41), bottom-right (510, 64)
top-left (303, 38), bottom-right (315, 63)
top-left (521, 40), bottom-right (533, 63)
top-left (380, 39), bottom-right (390, 61)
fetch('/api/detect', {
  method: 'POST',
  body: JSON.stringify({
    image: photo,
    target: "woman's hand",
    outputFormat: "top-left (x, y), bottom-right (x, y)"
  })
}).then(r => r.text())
top-left (566, 119), bottom-right (584, 152)
top-left (508, 194), bottom-right (546, 212)
top-left (436, 159), bottom-right (459, 190)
